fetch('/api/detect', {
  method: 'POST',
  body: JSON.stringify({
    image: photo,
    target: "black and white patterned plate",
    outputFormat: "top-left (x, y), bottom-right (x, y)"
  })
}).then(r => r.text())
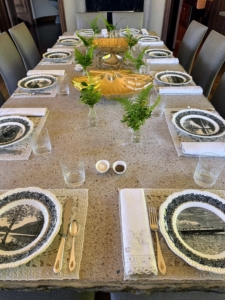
top-left (0, 116), bottom-right (33, 148)
top-left (159, 189), bottom-right (225, 274)
top-left (172, 109), bottom-right (225, 138)
top-left (18, 74), bottom-right (57, 91)
top-left (145, 48), bottom-right (173, 58)
top-left (121, 28), bottom-right (140, 35)
top-left (43, 51), bottom-right (72, 62)
top-left (79, 29), bottom-right (94, 36)
top-left (57, 37), bottom-right (80, 45)
top-left (155, 71), bottom-right (192, 86)
top-left (0, 187), bottom-right (62, 269)
top-left (139, 35), bottom-right (160, 42)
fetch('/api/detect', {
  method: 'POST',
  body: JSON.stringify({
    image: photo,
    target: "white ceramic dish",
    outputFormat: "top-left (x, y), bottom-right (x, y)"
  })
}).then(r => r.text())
top-left (43, 51), bottom-right (72, 62)
top-left (0, 116), bottom-right (33, 148)
top-left (155, 71), bottom-right (192, 86)
top-left (57, 37), bottom-right (80, 45)
top-left (96, 160), bottom-right (110, 174)
top-left (145, 48), bottom-right (173, 58)
top-left (159, 189), bottom-right (225, 274)
top-left (172, 109), bottom-right (225, 138)
top-left (0, 187), bottom-right (62, 269)
top-left (113, 161), bottom-right (127, 174)
top-left (139, 35), bottom-right (160, 42)
top-left (18, 74), bottom-right (57, 91)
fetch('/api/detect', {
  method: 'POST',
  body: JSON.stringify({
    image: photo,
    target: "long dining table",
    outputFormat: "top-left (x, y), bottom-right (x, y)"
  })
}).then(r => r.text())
top-left (1, 31), bottom-right (225, 293)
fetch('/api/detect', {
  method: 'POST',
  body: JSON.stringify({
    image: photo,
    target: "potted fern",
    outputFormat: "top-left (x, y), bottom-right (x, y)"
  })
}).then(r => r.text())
top-left (117, 85), bottom-right (160, 143)
top-left (74, 45), bottom-right (96, 75)
top-left (80, 80), bottom-right (101, 127)
top-left (124, 47), bottom-right (148, 73)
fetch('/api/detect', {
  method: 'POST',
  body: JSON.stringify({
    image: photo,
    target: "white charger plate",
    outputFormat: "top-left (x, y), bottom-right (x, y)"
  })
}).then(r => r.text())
top-left (0, 116), bottom-right (33, 148)
top-left (172, 109), bottom-right (225, 138)
top-left (159, 189), bottom-right (225, 274)
top-left (0, 187), bottom-right (62, 269)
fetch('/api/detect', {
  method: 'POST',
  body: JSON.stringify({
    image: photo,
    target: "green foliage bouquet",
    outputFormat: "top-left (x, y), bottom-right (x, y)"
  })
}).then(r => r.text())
top-left (80, 81), bottom-right (101, 108)
top-left (74, 46), bottom-right (96, 74)
top-left (85, 14), bottom-right (101, 34)
top-left (117, 85), bottom-right (160, 131)
top-left (124, 47), bottom-right (148, 72)
top-left (124, 28), bottom-right (138, 50)
top-left (76, 32), bottom-right (94, 48)
top-left (102, 16), bottom-right (116, 32)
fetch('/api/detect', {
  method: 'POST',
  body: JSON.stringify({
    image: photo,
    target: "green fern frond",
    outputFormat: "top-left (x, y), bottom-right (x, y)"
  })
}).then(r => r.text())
top-left (135, 84), bottom-right (152, 105)
top-left (102, 16), bottom-right (116, 31)
top-left (74, 46), bottom-right (96, 68)
top-left (85, 14), bottom-right (101, 34)
top-left (76, 32), bottom-right (94, 47)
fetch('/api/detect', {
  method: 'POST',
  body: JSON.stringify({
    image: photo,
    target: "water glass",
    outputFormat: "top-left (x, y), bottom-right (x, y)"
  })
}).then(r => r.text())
top-left (31, 128), bottom-right (52, 156)
top-left (60, 156), bottom-right (85, 187)
top-left (58, 74), bottom-right (70, 96)
top-left (194, 152), bottom-right (225, 188)
top-left (150, 93), bottom-right (166, 117)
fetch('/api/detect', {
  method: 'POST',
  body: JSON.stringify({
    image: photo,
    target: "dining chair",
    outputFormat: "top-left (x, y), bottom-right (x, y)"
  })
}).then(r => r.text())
top-left (0, 32), bottom-right (27, 96)
top-left (75, 12), bottom-right (107, 30)
top-left (112, 12), bottom-right (144, 29)
top-left (210, 72), bottom-right (225, 119)
top-left (176, 20), bottom-right (208, 73)
top-left (9, 22), bottom-right (41, 71)
top-left (0, 91), bottom-right (5, 107)
top-left (190, 30), bottom-right (225, 98)
top-left (110, 291), bottom-right (225, 300)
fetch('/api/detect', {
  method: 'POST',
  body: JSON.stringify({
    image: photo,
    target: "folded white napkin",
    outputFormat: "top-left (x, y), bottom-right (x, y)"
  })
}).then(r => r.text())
top-left (47, 48), bottom-right (72, 52)
top-left (120, 189), bottom-right (158, 277)
top-left (181, 142), bottom-right (225, 156)
top-left (0, 108), bottom-right (47, 117)
top-left (147, 58), bottom-right (179, 64)
top-left (141, 29), bottom-right (149, 36)
top-left (27, 70), bottom-right (65, 77)
top-left (158, 86), bottom-right (203, 95)
top-left (139, 41), bottom-right (164, 46)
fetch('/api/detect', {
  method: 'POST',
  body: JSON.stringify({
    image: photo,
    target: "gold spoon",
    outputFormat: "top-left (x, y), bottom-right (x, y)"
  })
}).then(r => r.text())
top-left (69, 219), bottom-right (78, 271)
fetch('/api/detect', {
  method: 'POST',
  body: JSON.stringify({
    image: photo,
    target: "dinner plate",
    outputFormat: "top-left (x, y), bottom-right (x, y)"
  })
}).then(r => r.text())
top-left (18, 74), bottom-right (57, 91)
top-left (145, 48), bottom-right (173, 58)
top-left (139, 35), bottom-right (160, 42)
top-left (155, 71), bottom-right (192, 86)
top-left (0, 187), bottom-right (62, 269)
top-left (57, 37), bottom-right (80, 45)
top-left (43, 51), bottom-right (72, 61)
top-left (121, 28), bottom-right (140, 35)
top-left (159, 189), bottom-right (225, 274)
top-left (79, 29), bottom-right (94, 36)
top-left (172, 109), bottom-right (225, 138)
top-left (0, 116), bottom-right (33, 148)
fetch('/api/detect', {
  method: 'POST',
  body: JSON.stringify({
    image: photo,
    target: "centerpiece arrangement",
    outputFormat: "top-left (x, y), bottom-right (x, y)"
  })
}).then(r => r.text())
top-left (79, 79), bottom-right (101, 127)
top-left (123, 28), bottom-right (139, 53)
top-left (117, 85), bottom-right (160, 143)
top-left (85, 14), bottom-right (101, 34)
top-left (102, 16), bottom-right (116, 37)
top-left (74, 45), bottom-right (96, 75)
top-left (124, 47), bottom-right (148, 73)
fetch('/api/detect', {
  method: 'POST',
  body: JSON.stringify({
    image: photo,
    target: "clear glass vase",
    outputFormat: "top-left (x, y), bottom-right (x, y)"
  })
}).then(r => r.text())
top-left (88, 105), bottom-right (98, 127)
top-left (82, 67), bottom-right (88, 76)
top-left (131, 128), bottom-right (142, 143)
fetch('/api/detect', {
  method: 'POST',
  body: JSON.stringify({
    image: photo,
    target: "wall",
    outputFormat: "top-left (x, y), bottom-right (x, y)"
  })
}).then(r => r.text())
top-left (149, 0), bottom-right (166, 37)
top-left (63, 0), bottom-right (85, 32)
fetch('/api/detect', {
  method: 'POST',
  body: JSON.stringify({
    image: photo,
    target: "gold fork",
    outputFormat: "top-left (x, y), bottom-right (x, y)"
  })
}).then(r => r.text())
top-left (148, 207), bottom-right (166, 275)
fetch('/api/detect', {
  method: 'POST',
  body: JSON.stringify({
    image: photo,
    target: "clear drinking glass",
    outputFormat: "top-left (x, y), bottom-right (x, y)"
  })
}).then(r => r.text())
top-left (150, 93), bottom-right (166, 117)
top-left (60, 156), bottom-right (85, 187)
top-left (31, 128), bottom-right (52, 156)
top-left (194, 152), bottom-right (225, 188)
top-left (58, 74), bottom-right (70, 96)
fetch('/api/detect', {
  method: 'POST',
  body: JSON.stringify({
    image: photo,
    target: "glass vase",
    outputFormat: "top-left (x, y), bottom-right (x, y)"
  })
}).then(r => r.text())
top-left (131, 128), bottom-right (142, 143)
top-left (82, 67), bottom-right (88, 76)
top-left (88, 105), bottom-right (98, 127)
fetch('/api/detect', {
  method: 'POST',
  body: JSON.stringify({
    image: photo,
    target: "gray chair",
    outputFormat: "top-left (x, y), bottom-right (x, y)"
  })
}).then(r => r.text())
top-left (0, 289), bottom-right (95, 300)
top-left (9, 22), bottom-right (41, 71)
top-left (112, 12), bottom-right (144, 29)
top-left (75, 12), bottom-right (107, 30)
top-left (0, 91), bottom-right (5, 107)
top-left (0, 32), bottom-right (27, 95)
top-left (210, 72), bottom-right (225, 119)
top-left (110, 291), bottom-right (225, 300)
top-left (190, 30), bottom-right (225, 98)
top-left (176, 20), bottom-right (208, 73)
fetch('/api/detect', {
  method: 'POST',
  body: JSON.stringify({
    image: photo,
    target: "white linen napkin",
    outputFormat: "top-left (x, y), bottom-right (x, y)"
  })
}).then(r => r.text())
top-left (27, 70), bottom-right (65, 77)
top-left (147, 58), bottom-right (179, 64)
top-left (47, 48), bottom-right (72, 52)
top-left (0, 108), bottom-right (47, 117)
top-left (158, 86), bottom-right (203, 95)
top-left (181, 142), bottom-right (225, 156)
top-left (120, 189), bottom-right (158, 277)
top-left (141, 29), bottom-right (149, 35)
top-left (139, 41), bottom-right (164, 46)
top-left (101, 28), bottom-right (108, 37)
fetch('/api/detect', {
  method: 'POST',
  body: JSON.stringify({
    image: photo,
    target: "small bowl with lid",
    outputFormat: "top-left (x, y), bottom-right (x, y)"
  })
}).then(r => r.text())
top-left (96, 160), bottom-right (110, 174)
top-left (113, 161), bottom-right (127, 174)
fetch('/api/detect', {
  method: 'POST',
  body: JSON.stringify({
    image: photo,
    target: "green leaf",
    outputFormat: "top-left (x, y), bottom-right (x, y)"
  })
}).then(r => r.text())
top-left (85, 14), bottom-right (101, 34)
top-left (76, 32), bottom-right (94, 47)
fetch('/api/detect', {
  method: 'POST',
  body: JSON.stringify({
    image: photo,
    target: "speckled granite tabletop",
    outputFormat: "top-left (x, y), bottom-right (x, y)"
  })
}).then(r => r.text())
top-left (1, 33), bottom-right (225, 292)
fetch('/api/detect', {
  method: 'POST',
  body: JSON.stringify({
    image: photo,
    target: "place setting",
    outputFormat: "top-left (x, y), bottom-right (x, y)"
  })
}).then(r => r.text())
top-left (0, 187), bottom-right (88, 281)
top-left (145, 48), bottom-right (179, 65)
top-left (39, 49), bottom-right (73, 65)
top-left (164, 108), bottom-right (225, 157)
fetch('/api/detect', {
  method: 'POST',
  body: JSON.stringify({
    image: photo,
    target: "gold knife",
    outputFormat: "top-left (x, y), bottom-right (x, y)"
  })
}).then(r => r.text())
top-left (53, 198), bottom-right (73, 273)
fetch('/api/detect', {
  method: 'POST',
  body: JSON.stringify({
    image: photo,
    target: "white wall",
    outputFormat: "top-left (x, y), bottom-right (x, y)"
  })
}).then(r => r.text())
top-left (149, 0), bottom-right (166, 37)
top-left (63, 0), bottom-right (85, 32)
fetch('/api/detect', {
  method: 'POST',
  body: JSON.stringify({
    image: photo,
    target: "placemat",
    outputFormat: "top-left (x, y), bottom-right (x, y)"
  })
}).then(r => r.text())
top-left (164, 108), bottom-right (225, 157)
top-left (0, 111), bottom-right (48, 161)
top-left (0, 188), bottom-right (88, 281)
top-left (12, 85), bottom-right (58, 98)
top-left (143, 188), bottom-right (225, 281)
